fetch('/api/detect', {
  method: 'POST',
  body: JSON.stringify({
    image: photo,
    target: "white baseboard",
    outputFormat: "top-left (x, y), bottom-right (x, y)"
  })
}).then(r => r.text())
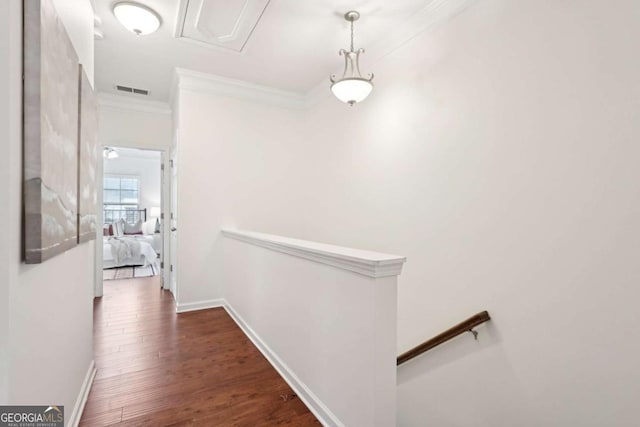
top-left (222, 301), bottom-right (343, 427)
top-left (67, 360), bottom-right (96, 427)
top-left (175, 298), bottom-right (225, 313)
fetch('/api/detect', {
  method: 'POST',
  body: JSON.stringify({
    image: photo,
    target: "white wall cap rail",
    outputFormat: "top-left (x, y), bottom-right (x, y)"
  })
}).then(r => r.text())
top-left (222, 229), bottom-right (406, 278)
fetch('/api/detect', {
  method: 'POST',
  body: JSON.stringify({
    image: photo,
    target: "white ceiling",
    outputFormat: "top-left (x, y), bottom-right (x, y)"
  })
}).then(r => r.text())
top-left (93, 0), bottom-right (435, 102)
top-left (108, 147), bottom-right (162, 160)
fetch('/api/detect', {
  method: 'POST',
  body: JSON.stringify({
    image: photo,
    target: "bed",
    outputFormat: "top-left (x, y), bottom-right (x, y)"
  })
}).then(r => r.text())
top-left (103, 235), bottom-right (158, 269)
top-left (102, 209), bottom-right (162, 269)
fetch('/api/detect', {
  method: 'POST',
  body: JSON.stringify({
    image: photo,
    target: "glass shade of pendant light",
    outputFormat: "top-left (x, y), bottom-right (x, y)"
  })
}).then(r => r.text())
top-left (113, 2), bottom-right (161, 36)
top-left (330, 11), bottom-right (374, 106)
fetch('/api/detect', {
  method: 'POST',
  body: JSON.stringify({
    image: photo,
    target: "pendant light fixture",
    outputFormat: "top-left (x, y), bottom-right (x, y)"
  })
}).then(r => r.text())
top-left (330, 11), bottom-right (374, 106)
top-left (113, 2), bottom-right (161, 36)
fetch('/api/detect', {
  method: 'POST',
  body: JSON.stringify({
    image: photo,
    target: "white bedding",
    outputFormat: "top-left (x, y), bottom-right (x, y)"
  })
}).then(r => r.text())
top-left (134, 234), bottom-right (162, 254)
top-left (103, 235), bottom-right (158, 269)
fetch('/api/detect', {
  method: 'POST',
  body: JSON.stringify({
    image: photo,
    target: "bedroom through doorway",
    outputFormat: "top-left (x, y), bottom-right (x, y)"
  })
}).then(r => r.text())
top-left (101, 146), bottom-right (164, 284)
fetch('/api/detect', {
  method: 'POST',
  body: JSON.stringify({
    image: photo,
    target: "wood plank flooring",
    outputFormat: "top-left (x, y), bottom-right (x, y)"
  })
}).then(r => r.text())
top-left (80, 277), bottom-right (318, 426)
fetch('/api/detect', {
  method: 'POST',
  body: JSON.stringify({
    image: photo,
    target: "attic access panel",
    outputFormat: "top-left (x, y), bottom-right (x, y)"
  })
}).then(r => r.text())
top-left (175, 0), bottom-right (270, 52)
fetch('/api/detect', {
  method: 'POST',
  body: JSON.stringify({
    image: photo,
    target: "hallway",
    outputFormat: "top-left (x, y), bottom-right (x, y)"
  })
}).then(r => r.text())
top-left (80, 277), bottom-right (318, 426)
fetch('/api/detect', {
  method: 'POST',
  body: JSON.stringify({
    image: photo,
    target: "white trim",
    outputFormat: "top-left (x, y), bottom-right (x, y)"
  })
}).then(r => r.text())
top-left (172, 0), bottom-right (189, 39)
top-left (97, 92), bottom-right (172, 115)
top-left (222, 229), bottom-right (406, 278)
top-left (175, 298), bottom-right (225, 313)
top-left (370, 0), bottom-right (477, 64)
top-left (68, 360), bottom-right (96, 427)
top-left (174, 68), bottom-right (307, 110)
top-left (173, 0), bottom-right (269, 55)
top-left (223, 301), bottom-right (343, 427)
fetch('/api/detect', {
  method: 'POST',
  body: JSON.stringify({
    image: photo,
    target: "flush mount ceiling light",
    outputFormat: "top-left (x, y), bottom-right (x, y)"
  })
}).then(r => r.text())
top-left (330, 11), bottom-right (374, 106)
top-left (103, 147), bottom-right (119, 159)
top-left (113, 2), bottom-right (161, 36)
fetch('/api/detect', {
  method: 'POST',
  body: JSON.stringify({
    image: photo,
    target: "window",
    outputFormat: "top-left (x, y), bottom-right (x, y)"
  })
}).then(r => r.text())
top-left (104, 176), bottom-right (140, 223)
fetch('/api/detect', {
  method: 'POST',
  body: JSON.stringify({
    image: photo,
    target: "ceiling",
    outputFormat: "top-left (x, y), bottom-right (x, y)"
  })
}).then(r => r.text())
top-left (93, 0), bottom-right (434, 102)
top-left (107, 147), bottom-right (162, 160)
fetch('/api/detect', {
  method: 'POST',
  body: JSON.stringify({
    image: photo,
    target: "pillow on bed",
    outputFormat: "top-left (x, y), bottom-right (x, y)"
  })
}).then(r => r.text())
top-left (124, 219), bottom-right (143, 235)
top-left (113, 219), bottom-right (125, 237)
top-left (142, 219), bottom-right (156, 235)
top-left (103, 224), bottom-right (113, 236)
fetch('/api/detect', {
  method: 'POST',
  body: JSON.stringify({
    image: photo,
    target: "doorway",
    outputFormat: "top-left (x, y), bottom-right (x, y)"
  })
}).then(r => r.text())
top-left (95, 145), bottom-right (171, 296)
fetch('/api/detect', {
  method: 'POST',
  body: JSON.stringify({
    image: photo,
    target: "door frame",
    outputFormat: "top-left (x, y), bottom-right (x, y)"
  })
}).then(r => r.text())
top-left (95, 144), bottom-right (172, 297)
top-left (169, 144), bottom-right (178, 299)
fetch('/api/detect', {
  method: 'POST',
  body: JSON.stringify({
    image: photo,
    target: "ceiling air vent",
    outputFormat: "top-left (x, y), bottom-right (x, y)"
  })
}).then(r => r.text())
top-left (115, 84), bottom-right (149, 96)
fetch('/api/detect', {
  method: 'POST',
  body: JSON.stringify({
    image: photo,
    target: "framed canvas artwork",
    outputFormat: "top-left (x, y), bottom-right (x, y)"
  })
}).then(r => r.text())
top-left (23, 0), bottom-right (80, 263)
top-left (78, 65), bottom-right (99, 244)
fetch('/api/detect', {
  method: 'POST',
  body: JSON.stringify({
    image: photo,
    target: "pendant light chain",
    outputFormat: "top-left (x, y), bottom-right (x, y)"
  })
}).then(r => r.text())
top-left (350, 19), bottom-right (355, 52)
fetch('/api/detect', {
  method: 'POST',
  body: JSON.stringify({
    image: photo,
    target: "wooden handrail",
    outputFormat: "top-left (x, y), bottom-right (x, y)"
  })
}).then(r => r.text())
top-left (397, 311), bottom-right (491, 366)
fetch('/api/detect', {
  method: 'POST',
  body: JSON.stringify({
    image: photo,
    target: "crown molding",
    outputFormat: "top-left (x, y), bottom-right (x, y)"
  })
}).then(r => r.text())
top-left (222, 229), bottom-right (406, 278)
top-left (371, 0), bottom-right (477, 65)
top-left (170, 0), bottom-right (477, 110)
top-left (174, 68), bottom-right (307, 110)
top-left (97, 93), bottom-right (173, 115)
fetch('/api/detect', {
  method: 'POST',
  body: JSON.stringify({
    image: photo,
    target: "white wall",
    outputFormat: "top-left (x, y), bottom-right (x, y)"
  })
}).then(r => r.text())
top-left (98, 98), bottom-right (172, 151)
top-left (175, 0), bottom-right (640, 424)
top-left (103, 152), bottom-right (162, 214)
top-left (221, 232), bottom-right (400, 426)
top-left (175, 90), bottom-right (307, 305)
top-left (94, 136), bottom-right (104, 297)
top-left (307, 0), bottom-right (640, 425)
top-left (0, 0), bottom-right (14, 404)
top-left (1, 0), bottom-right (96, 422)
top-left (52, 0), bottom-right (94, 86)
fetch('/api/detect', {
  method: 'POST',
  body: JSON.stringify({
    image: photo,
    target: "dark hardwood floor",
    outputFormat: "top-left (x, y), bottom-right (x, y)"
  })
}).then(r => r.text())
top-left (80, 276), bottom-right (318, 426)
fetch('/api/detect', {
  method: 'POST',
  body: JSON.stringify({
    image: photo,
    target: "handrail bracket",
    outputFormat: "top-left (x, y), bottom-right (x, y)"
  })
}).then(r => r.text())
top-left (397, 310), bottom-right (491, 366)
